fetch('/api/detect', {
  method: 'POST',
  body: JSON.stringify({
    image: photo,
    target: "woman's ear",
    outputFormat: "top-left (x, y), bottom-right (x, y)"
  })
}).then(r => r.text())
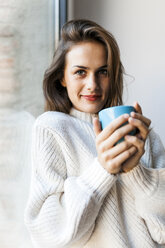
top-left (61, 79), bottom-right (67, 87)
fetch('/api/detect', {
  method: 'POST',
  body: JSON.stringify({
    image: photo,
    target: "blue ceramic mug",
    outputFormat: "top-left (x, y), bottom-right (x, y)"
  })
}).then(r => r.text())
top-left (98, 105), bottom-right (137, 143)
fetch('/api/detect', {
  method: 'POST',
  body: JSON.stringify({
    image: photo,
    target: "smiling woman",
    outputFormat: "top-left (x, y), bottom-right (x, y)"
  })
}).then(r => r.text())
top-left (42, 19), bottom-right (124, 113)
top-left (24, 19), bottom-right (165, 248)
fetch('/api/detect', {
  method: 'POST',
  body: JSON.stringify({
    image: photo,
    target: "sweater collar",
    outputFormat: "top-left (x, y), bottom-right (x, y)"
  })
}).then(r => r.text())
top-left (69, 108), bottom-right (97, 124)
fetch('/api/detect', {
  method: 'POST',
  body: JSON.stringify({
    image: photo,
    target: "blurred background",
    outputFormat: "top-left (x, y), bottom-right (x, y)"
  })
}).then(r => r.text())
top-left (0, 0), bottom-right (165, 247)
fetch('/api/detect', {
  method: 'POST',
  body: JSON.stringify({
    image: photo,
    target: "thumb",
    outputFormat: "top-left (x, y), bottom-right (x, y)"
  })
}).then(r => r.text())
top-left (93, 117), bottom-right (102, 136)
top-left (133, 101), bottom-right (142, 114)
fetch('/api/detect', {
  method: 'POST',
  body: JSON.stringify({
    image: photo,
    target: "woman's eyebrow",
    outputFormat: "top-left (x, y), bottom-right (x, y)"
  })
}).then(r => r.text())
top-left (98, 65), bottom-right (108, 69)
top-left (72, 65), bottom-right (89, 69)
top-left (72, 65), bottom-right (107, 69)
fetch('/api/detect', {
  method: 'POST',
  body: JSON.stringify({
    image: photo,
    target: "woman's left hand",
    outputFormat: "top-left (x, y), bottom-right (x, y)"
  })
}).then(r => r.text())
top-left (122, 102), bottom-right (151, 173)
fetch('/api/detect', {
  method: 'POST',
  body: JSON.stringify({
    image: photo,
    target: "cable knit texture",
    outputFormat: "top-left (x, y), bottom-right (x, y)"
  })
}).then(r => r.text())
top-left (24, 108), bottom-right (165, 248)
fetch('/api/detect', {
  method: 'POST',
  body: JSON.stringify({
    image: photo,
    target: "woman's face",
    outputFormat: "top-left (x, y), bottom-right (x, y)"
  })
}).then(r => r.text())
top-left (62, 41), bottom-right (111, 114)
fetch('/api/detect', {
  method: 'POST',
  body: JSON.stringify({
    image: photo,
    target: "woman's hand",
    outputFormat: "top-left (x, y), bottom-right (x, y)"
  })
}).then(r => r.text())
top-left (93, 102), bottom-right (151, 174)
top-left (93, 113), bottom-right (137, 174)
top-left (122, 102), bottom-right (151, 172)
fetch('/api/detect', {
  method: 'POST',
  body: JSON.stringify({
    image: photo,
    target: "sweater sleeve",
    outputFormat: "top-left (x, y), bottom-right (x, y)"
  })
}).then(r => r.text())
top-left (120, 165), bottom-right (165, 244)
top-left (24, 125), bottom-right (117, 248)
top-left (120, 131), bottom-right (165, 244)
top-left (140, 129), bottom-right (165, 169)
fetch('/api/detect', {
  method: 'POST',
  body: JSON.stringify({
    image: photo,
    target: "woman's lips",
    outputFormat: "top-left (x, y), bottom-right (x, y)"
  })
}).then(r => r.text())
top-left (82, 95), bottom-right (101, 101)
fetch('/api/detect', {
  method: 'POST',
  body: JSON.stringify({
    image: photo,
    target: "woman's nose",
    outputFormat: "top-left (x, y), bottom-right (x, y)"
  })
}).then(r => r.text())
top-left (86, 74), bottom-right (98, 91)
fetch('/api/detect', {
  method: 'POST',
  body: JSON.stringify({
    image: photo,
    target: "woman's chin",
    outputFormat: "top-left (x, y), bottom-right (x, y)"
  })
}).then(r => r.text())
top-left (77, 105), bottom-right (103, 114)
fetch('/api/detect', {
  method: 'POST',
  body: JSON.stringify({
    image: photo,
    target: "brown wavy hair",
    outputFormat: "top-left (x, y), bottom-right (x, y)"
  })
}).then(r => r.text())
top-left (43, 19), bottom-right (124, 113)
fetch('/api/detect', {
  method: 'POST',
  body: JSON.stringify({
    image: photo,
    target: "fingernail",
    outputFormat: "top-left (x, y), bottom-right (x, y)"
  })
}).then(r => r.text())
top-left (125, 135), bottom-right (131, 139)
top-left (133, 101), bottom-right (138, 106)
top-left (131, 112), bottom-right (136, 117)
top-left (129, 117), bottom-right (135, 122)
top-left (124, 114), bottom-right (129, 119)
top-left (92, 116), bottom-right (99, 124)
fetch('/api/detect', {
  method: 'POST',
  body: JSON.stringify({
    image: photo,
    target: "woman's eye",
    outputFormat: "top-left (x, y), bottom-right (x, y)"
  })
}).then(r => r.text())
top-left (75, 70), bottom-right (86, 76)
top-left (98, 69), bottom-right (108, 76)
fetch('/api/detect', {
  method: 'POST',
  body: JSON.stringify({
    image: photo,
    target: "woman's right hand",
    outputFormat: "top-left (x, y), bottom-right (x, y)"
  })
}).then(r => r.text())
top-left (93, 114), bottom-right (137, 174)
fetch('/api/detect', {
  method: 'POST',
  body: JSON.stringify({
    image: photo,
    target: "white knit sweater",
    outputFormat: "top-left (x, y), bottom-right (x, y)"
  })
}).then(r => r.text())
top-left (24, 108), bottom-right (165, 248)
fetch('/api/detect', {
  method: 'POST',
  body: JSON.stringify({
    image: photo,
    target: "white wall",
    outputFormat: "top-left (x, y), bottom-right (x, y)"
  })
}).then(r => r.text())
top-left (73, 0), bottom-right (165, 146)
top-left (0, 1), bottom-right (54, 247)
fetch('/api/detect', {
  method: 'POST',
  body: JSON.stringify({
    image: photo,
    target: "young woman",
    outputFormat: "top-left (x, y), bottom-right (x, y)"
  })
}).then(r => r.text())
top-left (25, 19), bottom-right (165, 248)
